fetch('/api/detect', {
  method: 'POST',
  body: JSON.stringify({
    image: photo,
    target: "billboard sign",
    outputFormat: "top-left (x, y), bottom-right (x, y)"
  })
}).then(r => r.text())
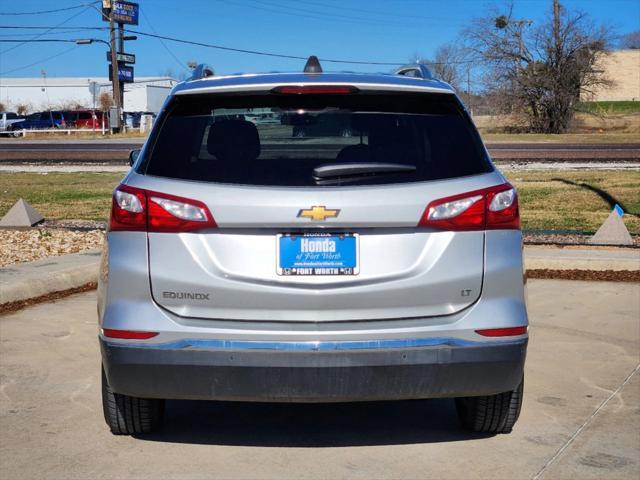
top-left (109, 64), bottom-right (134, 83)
top-left (106, 51), bottom-right (136, 64)
top-left (107, 1), bottom-right (139, 25)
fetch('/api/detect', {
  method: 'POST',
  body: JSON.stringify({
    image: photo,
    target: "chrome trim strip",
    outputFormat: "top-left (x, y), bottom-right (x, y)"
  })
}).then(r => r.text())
top-left (104, 336), bottom-right (526, 351)
top-left (175, 82), bottom-right (454, 96)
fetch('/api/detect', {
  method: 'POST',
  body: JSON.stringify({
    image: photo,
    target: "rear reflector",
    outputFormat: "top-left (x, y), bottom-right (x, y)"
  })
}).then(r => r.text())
top-left (271, 85), bottom-right (359, 95)
top-left (110, 184), bottom-right (217, 233)
top-left (475, 326), bottom-right (528, 337)
top-left (418, 182), bottom-right (519, 231)
top-left (103, 329), bottom-right (159, 339)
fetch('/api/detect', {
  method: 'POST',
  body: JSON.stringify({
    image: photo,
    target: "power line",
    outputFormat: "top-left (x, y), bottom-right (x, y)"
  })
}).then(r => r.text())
top-left (217, 0), bottom-right (411, 28)
top-left (139, 8), bottom-right (189, 73)
top-left (0, 2), bottom-right (99, 16)
top-left (122, 28), bottom-right (405, 65)
top-left (280, 0), bottom-right (460, 23)
top-left (0, 45), bottom-right (79, 75)
top-left (124, 28), bottom-right (476, 66)
top-left (0, 39), bottom-right (78, 43)
top-left (0, 6), bottom-right (93, 55)
top-left (0, 25), bottom-right (108, 30)
top-left (0, 29), bottom-right (102, 37)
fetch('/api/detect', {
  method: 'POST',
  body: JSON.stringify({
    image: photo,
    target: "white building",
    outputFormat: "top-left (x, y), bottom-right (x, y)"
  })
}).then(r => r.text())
top-left (0, 76), bottom-right (178, 113)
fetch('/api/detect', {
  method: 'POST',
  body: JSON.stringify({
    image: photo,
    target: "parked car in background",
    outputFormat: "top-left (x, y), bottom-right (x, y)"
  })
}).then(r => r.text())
top-left (291, 112), bottom-right (353, 137)
top-left (8, 111), bottom-right (66, 131)
top-left (64, 109), bottom-right (109, 129)
top-left (124, 111), bottom-right (155, 129)
top-left (0, 112), bottom-right (25, 134)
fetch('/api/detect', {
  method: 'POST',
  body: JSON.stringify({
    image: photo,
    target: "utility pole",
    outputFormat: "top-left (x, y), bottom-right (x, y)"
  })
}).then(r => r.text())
top-left (118, 23), bottom-right (125, 118)
top-left (109, 6), bottom-right (121, 132)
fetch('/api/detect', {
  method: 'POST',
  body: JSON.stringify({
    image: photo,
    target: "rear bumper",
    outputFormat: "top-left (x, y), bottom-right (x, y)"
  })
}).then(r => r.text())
top-left (101, 338), bottom-right (527, 402)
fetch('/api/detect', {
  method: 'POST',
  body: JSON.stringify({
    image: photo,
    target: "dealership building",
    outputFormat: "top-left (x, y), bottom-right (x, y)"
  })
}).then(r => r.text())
top-left (0, 76), bottom-right (178, 113)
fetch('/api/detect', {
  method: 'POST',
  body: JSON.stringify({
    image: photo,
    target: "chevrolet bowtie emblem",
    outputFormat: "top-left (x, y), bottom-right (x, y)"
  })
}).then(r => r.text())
top-left (297, 206), bottom-right (340, 221)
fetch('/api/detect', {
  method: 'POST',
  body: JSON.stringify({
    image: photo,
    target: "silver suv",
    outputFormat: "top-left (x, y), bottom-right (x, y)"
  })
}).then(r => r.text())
top-left (98, 59), bottom-right (528, 436)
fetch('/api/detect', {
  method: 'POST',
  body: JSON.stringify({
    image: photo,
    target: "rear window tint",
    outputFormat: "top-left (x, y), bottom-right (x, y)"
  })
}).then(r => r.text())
top-left (143, 92), bottom-right (492, 187)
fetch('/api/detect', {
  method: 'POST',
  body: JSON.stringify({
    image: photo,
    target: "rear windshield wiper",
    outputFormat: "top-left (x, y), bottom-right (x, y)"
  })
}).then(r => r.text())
top-left (313, 162), bottom-right (417, 179)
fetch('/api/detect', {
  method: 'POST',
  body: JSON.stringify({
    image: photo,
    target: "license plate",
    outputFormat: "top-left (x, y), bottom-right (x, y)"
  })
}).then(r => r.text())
top-left (277, 233), bottom-right (359, 276)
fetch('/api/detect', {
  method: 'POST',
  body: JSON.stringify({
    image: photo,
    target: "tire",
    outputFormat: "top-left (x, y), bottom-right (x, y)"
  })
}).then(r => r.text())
top-left (455, 376), bottom-right (524, 434)
top-left (101, 368), bottom-right (165, 435)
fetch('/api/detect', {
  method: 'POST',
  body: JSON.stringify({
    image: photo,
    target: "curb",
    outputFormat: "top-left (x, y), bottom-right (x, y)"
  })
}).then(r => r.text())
top-left (0, 249), bottom-right (101, 305)
top-left (524, 246), bottom-right (640, 271)
top-left (1, 246), bottom-right (639, 309)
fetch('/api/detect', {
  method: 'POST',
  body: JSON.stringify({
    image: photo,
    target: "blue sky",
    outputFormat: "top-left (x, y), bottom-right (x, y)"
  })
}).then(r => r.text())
top-left (0, 0), bottom-right (638, 78)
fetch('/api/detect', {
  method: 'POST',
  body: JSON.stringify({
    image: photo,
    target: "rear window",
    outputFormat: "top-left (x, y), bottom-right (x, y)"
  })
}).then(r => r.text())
top-left (143, 92), bottom-right (492, 187)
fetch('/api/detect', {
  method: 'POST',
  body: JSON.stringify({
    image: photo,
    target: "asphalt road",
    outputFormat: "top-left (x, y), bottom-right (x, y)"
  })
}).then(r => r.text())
top-left (1, 279), bottom-right (639, 480)
top-left (0, 139), bottom-right (638, 164)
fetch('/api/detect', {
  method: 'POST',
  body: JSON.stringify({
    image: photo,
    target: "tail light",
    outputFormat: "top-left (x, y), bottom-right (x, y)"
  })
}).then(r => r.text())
top-left (110, 184), bottom-right (216, 232)
top-left (418, 183), bottom-right (519, 231)
top-left (475, 326), bottom-right (528, 337)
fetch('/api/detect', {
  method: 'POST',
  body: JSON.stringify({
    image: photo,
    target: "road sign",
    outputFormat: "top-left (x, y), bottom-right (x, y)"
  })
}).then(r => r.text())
top-left (106, 51), bottom-right (136, 64)
top-left (102, 1), bottom-right (139, 25)
top-left (109, 64), bottom-right (134, 83)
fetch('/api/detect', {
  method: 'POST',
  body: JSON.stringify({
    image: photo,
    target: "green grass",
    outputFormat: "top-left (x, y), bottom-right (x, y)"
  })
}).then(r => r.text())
top-left (505, 171), bottom-right (640, 234)
top-left (0, 171), bottom-right (638, 234)
top-left (0, 172), bottom-right (123, 221)
top-left (578, 101), bottom-right (640, 115)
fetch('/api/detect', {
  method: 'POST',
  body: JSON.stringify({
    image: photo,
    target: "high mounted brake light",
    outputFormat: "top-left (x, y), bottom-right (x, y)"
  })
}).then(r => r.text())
top-left (110, 184), bottom-right (217, 232)
top-left (271, 85), bottom-right (359, 95)
top-left (418, 183), bottom-right (519, 231)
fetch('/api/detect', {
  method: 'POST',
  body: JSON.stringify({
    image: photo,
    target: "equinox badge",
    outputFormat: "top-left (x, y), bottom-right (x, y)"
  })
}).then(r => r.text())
top-left (297, 206), bottom-right (340, 221)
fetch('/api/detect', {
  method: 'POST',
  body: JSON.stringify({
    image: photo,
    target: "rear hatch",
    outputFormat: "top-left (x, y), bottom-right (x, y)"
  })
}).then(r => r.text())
top-left (137, 88), bottom-right (496, 322)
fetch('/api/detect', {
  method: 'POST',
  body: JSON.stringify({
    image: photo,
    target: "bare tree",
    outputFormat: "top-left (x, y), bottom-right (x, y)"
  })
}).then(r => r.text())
top-left (463, 0), bottom-right (612, 133)
top-left (415, 43), bottom-right (468, 91)
top-left (15, 104), bottom-right (30, 116)
top-left (620, 31), bottom-right (640, 49)
top-left (99, 92), bottom-right (113, 112)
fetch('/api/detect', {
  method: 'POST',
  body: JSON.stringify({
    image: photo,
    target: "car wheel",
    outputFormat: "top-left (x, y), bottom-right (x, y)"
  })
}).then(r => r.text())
top-left (101, 367), bottom-right (165, 435)
top-left (455, 376), bottom-right (523, 434)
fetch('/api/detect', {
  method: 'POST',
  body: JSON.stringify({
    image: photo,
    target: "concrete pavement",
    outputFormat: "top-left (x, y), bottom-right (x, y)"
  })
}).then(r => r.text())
top-left (0, 280), bottom-right (638, 479)
top-left (524, 245), bottom-right (640, 271)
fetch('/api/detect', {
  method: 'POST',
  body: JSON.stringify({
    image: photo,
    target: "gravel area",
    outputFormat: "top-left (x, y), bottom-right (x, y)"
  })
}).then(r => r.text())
top-left (0, 229), bottom-right (104, 267)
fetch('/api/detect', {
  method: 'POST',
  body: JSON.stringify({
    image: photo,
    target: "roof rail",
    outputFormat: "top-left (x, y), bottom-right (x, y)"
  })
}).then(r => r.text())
top-left (394, 64), bottom-right (433, 80)
top-left (187, 64), bottom-right (215, 81)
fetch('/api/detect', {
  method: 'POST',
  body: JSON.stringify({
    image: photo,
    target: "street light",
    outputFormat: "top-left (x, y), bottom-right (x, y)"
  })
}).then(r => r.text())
top-left (75, 38), bottom-right (111, 47)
